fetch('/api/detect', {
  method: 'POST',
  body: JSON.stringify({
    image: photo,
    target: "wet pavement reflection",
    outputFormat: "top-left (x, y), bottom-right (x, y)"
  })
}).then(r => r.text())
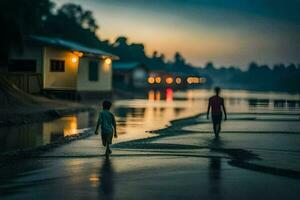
top-left (99, 158), bottom-right (114, 199)
top-left (209, 157), bottom-right (222, 195)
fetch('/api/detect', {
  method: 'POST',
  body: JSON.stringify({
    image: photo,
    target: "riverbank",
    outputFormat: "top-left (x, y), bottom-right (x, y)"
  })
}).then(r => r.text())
top-left (0, 96), bottom-right (95, 127)
top-left (0, 78), bottom-right (96, 127)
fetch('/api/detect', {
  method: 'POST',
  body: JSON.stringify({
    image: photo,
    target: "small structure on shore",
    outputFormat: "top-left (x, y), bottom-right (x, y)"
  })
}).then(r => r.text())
top-left (112, 62), bottom-right (148, 89)
top-left (112, 62), bottom-right (211, 90)
top-left (146, 64), bottom-right (211, 89)
top-left (3, 36), bottom-right (118, 100)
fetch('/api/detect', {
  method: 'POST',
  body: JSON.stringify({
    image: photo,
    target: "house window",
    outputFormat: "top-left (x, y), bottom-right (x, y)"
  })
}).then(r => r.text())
top-left (50, 60), bottom-right (65, 72)
top-left (89, 61), bottom-right (98, 81)
top-left (9, 59), bottom-right (37, 72)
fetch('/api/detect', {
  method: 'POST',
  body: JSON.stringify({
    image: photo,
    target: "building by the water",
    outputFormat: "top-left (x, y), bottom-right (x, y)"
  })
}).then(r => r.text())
top-left (2, 35), bottom-right (118, 100)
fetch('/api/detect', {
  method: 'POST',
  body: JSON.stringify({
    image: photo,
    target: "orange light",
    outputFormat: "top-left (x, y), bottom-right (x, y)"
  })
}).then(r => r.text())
top-left (165, 77), bottom-right (173, 84)
top-left (71, 56), bottom-right (78, 63)
top-left (155, 90), bottom-right (161, 100)
top-left (155, 77), bottom-right (161, 83)
top-left (63, 116), bottom-right (77, 136)
top-left (194, 78), bottom-right (200, 84)
top-left (148, 90), bottom-right (155, 100)
top-left (148, 77), bottom-right (155, 84)
top-left (187, 77), bottom-right (202, 84)
top-left (105, 58), bottom-right (112, 65)
top-left (166, 88), bottom-right (173, 102)
top-left (89, 176), bottom-right (99, 182)
top-left (175, 77), bottom-right (182, 84)
top-left (73, 51), bottom-right (83, 57)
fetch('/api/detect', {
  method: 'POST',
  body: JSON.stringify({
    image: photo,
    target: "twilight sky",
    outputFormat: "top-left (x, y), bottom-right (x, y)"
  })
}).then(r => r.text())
top-left (54, 0), bottom-right (300, 68)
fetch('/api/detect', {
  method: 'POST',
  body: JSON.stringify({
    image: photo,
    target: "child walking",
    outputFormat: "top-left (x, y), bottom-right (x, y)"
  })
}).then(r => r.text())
top-left (95, 100), bottom-right (117, 157)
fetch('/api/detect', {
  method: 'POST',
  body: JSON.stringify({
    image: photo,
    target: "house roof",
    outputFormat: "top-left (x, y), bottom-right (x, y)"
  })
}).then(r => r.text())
top-left (113, 62), bottom-right (142, 70)
top-left (30, 35), bottom-right (118, 59)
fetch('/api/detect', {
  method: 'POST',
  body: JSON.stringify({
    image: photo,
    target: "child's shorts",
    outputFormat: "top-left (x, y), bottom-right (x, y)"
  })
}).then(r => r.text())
top-left (212, 114), bottom-right (222, 124)
top-left (101, 133), bottom-right (113, 146)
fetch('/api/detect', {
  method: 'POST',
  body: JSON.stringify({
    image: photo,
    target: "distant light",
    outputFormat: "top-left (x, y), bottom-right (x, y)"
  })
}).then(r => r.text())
top-left (187, 77), bottom-right (202, 84)
top-left (155, 77), bottom-right (161, 84)
top-left (71, 56), bottom-right (78, 63)
top-left (175, 77), bottom-right (182, 84)
top-left (105, 58), bottom-right (112, 65)
top-left (165, 77), bottom-right (173, 84)
top-left (187, 77), bottom-right (193, 84)
top-left (148, 77), bottom-right (155, 84)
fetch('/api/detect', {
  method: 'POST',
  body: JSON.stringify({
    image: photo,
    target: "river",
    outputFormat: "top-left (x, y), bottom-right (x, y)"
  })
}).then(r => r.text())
top-left (0, 89), bottom-right (299, 153)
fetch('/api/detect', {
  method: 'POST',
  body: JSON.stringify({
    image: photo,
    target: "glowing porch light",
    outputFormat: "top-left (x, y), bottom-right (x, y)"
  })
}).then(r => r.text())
top-left (105, 57), bottom-right (112, 65)
top-left (73, 51), bottom-right (84, 57)
top-left (71, 56), bottom-right (78, 63)
top-left (148, 77), bottom-right (155, 84)
top-left (165, 77), bottom-right (173, 84)
top-left (155, 77), bottom-right (161, 83)
top-left (175, 77), bottom-right (182, 84)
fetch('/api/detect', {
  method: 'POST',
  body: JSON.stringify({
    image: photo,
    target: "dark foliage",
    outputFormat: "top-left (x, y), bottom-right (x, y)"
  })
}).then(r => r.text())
top-left (198, 62), bottom-right (300, 92)
top-left (0, 0), bottom-right (54, 65)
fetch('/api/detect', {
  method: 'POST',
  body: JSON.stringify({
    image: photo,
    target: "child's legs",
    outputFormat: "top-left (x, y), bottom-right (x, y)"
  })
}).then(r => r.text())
top-left (212, 114), bottom-right (222, 137)
top-left (106, 142), bottom-right (110, 153)
top-left (101, 134), bottom-right (107, 146)
top-left (104, 133), bottom-right (113, 152)
top-left (217, 122), bottom-right (222, 134)
top-left (213, 122), bottom-right (218, 135)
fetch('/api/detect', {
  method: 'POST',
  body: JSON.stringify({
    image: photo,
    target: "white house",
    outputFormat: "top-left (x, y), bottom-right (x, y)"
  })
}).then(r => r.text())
top-left (6, 35), bottom-right (118, 99)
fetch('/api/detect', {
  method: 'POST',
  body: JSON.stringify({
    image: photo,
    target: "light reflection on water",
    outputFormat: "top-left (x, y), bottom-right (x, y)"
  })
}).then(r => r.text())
top-left (0, 89), bottom-right (299, 153)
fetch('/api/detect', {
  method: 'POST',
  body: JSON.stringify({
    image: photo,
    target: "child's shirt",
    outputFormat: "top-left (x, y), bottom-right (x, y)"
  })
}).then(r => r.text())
top-left (98, 109), bottom-right (116, 135)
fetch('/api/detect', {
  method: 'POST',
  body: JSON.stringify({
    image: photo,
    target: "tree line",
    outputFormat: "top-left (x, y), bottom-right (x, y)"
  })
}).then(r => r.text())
top-left (0, 0), bottom-right (299, 92)
top-left (199, 62), bottom-right (300, 92)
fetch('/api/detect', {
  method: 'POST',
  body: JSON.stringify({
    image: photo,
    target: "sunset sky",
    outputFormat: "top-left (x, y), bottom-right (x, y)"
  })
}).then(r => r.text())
top-left (55, 0), bottom-right (300, 68)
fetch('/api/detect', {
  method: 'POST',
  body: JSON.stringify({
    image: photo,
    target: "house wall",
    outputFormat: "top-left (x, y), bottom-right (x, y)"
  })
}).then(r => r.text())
top-left (43, 46), bottom-right (78, 90)
top-left (76, 57), bottom-right (112, 92)
top-left (9, 44), bottom-right (43, 73)
top-left (6, 44), bottom-right (43, 93)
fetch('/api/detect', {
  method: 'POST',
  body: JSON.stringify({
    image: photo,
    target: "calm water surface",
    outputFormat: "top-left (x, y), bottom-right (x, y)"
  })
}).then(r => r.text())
top-left (0, 89), bottom-right (299, 153)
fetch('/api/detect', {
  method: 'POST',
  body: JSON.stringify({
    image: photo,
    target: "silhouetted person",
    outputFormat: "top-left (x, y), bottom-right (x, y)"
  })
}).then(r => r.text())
top-left (95, 100), bottom-right (117, 157)
top-left (207, 87), bottom-right (227, 138)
